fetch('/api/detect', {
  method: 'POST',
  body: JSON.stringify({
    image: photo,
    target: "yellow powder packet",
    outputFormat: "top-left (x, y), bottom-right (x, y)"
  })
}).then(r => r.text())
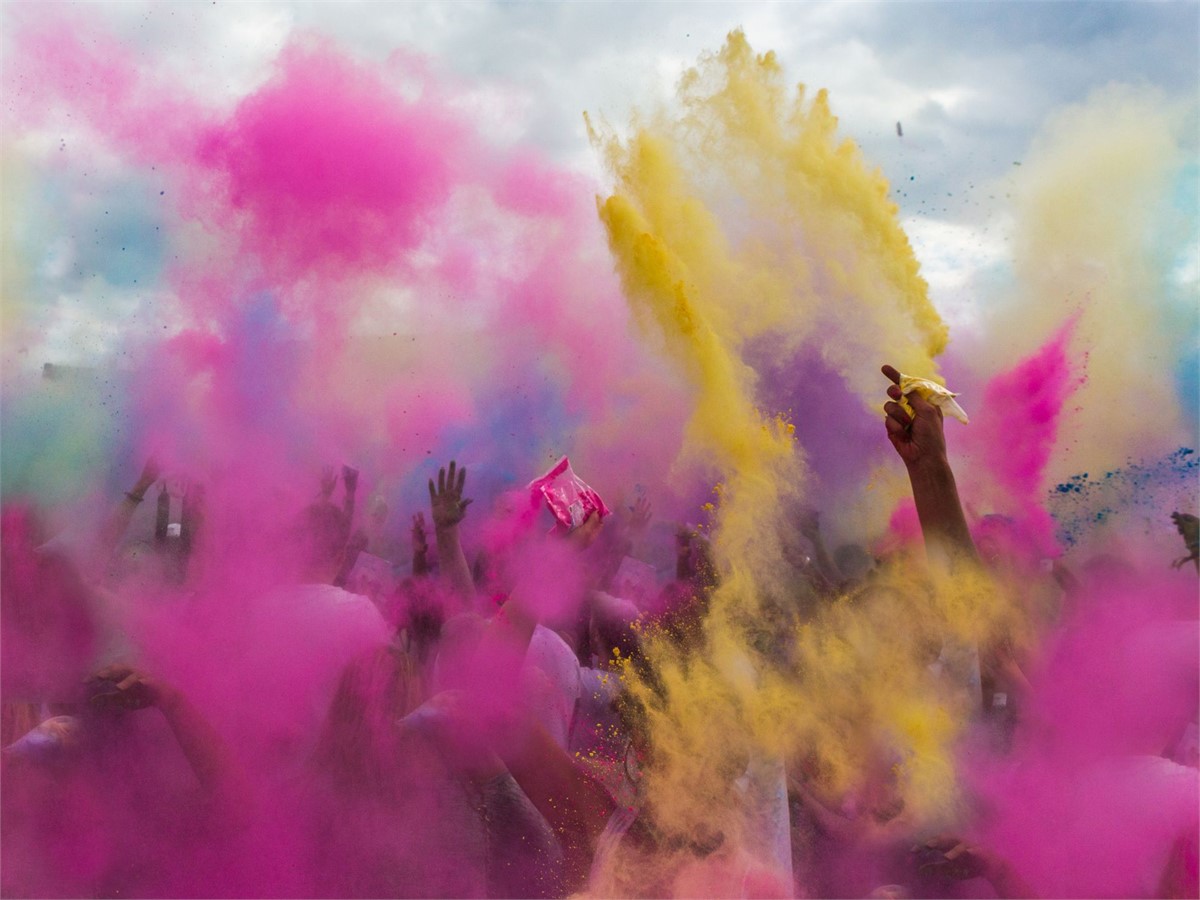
top-left (899, 374), bottom-right (970, 424)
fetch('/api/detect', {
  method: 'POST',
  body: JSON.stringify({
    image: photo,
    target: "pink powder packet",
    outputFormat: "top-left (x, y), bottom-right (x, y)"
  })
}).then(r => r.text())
top-left (527, 456), bottom-right (610, 532)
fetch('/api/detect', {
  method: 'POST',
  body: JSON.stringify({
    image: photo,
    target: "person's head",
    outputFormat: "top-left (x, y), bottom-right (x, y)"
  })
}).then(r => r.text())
top-left (295, 501), bottom-right (350, 583)
top-left (394, 577), bottom-right (447, 662)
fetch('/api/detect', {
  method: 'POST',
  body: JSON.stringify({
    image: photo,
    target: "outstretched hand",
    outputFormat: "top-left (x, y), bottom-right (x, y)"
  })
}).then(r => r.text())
top-left (567, 509), bottom-right (604, 548)
top-left (882, 365), bottom-right (947, 469)
top-left (86, 663), bottom-right (175, 714)
top-left (1170, 511), bottom-right (1199, 570)
top-left (429, 460), bottom-right (472, 530)
top-left (913, 835), bottom-right (999, 882)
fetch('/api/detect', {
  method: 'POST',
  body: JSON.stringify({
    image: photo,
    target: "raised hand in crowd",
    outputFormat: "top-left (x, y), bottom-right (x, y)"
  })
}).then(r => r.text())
top-left (87, 662), bottom-right (171, 713)
top-left (154, 481), bottom-right (171, 544)
top-left (882, 365), bottom-right (977, 566)
top-left (100, 456), bottom-right (162, 559)
top-left (567, 508), bottom-right (604, 549)
top-left (180, 482), bottom-right (204, 558)
top-left (428, 460), bottom-right (475, 603)
top-left (1170, 511), bottom-right (1198, 571)
top-left (429, 460), bottom-right (472, 529)
top-left (913, 835), bottom-right (1036, 898)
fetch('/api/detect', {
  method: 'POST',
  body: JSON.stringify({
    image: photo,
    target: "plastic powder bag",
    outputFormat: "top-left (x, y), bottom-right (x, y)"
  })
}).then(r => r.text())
top-left (527, 457), bottom-right (611, 532)
top-left (898, 374), bottom-right (970, 424)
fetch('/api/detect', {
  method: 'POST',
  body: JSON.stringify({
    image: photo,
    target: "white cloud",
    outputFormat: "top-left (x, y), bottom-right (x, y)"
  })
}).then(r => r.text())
top-left (5, 0), bottom-right (1197, 364)
top-left (903, 215), bottom-right (1010, 329)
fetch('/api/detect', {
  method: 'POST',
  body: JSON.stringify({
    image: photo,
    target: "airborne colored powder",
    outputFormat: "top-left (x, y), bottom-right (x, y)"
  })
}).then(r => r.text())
top-left (2, 7), bottom-right (1197, 900)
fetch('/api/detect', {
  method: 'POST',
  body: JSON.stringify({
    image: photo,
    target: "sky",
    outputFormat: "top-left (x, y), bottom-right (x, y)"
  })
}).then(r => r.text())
top-left (3, 0), bottom-right (1197, 368)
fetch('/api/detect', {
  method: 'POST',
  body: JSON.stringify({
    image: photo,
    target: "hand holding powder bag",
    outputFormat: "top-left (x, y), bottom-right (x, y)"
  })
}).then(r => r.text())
top-left (898, 374), bottom-right (970, 424)
top-left (527, 457), bottom-right (611, 532)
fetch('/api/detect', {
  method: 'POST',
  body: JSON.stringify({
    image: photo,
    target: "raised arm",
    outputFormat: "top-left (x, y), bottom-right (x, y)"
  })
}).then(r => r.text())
top-left (411, 512), bottom-right (431, 576)
top-left (178, 481), bottom-right (205, 580)
top-left (433, 512), bottom-right (615, 891)
top-left (915, 835), bottom-right (1038, 899)
top-left (502, 717), bottom-right (617, 891)
top-left (341, 465), bottom-right (359, 524)
top-left (428, 460), bottom-right (476, 604)
top-left (881, 365), bottom-right (978, 566)
top-left (99, 457), bottom-right (160, 559)
top-left (86, 664), bottom-right (249, 812)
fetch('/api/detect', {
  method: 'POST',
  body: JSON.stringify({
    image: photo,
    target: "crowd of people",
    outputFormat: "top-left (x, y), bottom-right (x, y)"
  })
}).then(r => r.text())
top-left (1, 365), bottom-right (1196, 899)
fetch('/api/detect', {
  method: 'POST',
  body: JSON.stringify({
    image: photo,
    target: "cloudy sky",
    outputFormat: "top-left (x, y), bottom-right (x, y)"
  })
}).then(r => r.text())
top-left (69, 2), bottom-right (1198, 175)
top-left (3, 1), bottom-right (1198, 364)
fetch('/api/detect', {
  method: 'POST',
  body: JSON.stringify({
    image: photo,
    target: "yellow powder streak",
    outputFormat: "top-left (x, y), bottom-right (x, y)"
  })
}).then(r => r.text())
top-left (589, 31), bottom-right (1014, 857)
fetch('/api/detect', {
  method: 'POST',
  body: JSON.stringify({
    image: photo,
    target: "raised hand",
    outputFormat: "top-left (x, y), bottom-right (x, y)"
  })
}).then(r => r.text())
top-left (882, 364), bottom-right (947, 470)
top-left (125, 456), bottom-right (161, 503)
top-left (86, 663), bottom-right (175, 713)
top-left (429, 460), bottom-right (472, 530)
top-left (914, 835), bottom-right (991, 881)
top-left (566, 508), bottom-right (604, 548)
top-left (342, 465), bottom-right (359, 495)
top-left (1170, 511), bottom-right (1198, 570)
top-left (911, 834), bottom-right (1035, 897)
top-left (87, 663), bottom-right (249, 803)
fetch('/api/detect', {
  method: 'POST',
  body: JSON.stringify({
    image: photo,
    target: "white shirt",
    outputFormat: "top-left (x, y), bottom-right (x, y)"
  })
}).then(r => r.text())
top-left (520, 625), bottom-right (582, 749)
